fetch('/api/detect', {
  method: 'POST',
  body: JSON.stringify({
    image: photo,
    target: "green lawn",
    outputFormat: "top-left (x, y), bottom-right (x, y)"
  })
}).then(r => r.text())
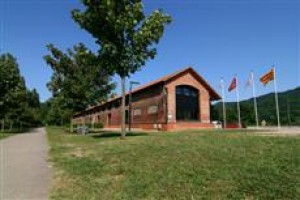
top-left (47, 127), bottom-right (300, 200)
top-left (0, 128), bottom-right (29, 140)
top-left (0, 132), bottom-right (12, 140)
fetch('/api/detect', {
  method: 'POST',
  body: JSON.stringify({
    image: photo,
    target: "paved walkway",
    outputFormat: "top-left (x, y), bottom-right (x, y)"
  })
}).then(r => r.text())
top-left (0, 128), bottom-right (52, 200)
top-left (249, 126), bottom-right (300, 136)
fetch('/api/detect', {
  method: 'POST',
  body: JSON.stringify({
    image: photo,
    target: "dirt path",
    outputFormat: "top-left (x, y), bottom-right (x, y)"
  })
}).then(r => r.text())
top-left (0, 128), bottom-right (52, 200)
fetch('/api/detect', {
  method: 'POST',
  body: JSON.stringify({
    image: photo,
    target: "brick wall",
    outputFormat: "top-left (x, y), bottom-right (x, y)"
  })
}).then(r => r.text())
top-left (72, 70), bottom-right (214, 131)
top-left (165, 71), bottom-right (211, 124)
top-left (131, 84), bottom-right (166, 125)
top-left (73, 84), bottom-right (167, 127)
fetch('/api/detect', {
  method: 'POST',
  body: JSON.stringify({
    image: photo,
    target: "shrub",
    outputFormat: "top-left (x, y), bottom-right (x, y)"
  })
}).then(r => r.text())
top-left (94, 123), bottom-right (103, 129)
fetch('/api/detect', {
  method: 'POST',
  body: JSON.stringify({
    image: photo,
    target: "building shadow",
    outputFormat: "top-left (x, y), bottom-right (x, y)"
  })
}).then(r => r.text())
top-left (91, 131), bottom-right (149, 139)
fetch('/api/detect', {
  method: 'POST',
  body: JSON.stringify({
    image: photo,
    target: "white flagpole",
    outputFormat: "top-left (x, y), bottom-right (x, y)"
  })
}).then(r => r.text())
top-left (235, 75), bottom-right (241, 128)
top-left (220, 78), bottom-right (227, 129)
top-left (251, 71), bottom-right (259, 128)
top-left (273, 66), bottom-right (281, 129)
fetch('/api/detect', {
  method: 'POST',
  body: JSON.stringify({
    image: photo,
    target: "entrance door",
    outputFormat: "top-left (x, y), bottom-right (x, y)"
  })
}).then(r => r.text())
top-left (176, 85), bottom-right (199, 121)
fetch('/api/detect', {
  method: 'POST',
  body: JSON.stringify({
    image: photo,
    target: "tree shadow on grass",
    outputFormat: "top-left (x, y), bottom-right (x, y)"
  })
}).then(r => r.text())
top-left (91, 131), bottom-right (149, 139)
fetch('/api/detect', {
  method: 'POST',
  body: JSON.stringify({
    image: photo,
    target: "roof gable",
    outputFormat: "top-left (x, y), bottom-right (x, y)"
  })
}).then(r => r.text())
top-left (164, 67), bottom-right (221, 100)
top-left (130, 67), bottom-right (220, 100)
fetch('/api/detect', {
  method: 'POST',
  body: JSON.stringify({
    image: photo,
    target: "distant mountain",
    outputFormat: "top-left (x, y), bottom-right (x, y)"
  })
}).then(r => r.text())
top-left (212, 87), bottom-right (300, 126)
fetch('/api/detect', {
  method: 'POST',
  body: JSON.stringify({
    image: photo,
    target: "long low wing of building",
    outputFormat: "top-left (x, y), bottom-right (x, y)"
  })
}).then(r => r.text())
top-left (73, 67), bottom-right (221, 131)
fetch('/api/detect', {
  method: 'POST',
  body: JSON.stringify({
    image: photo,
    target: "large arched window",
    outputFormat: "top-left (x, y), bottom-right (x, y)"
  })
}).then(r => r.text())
top-left (176, 85), bottom-right (199, 121)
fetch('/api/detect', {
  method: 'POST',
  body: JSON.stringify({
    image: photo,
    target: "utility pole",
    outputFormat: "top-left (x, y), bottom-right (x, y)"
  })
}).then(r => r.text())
top-left (220, 78), bottom-right (227, 129)
top-left (287, 96), bottom-right (291, 126)
top-left (273, 66), bottom-right (281, 129)
top-left (235, 76), bottom-right (241, 128)
top-left (251, 71), bottom-right (259, 129)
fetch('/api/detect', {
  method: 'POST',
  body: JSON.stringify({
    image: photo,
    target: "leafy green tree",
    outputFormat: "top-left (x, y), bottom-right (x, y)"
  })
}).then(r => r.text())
top-left (44, 43), bottom-right (115, 124)
top-left (240, 103), bottom-right (255, 126)
top-left (5, 77), bottom-right (27, 130)
top-left (72, 0), bottom-right (172, 138)
top-left (20, 88), bottom-right (43, 128)
top-left (226, 107), bottom-right (238, 124)
top-left (26, 88), bottom-right (40, 108)
top-left (0, 53), bottom-right (27, 130)
top-left (210, 103), bottom-right (220, 121)
top-left (41, 97), bottom-right (72, 126)
top-left (0, 53), bottom-right (43, 130)
top-left (0, 54), bottom-right (21, 116)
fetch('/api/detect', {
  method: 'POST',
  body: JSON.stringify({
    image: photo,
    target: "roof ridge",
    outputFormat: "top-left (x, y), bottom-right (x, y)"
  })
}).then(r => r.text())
top-left (78, 66), bottom-right (220, 114)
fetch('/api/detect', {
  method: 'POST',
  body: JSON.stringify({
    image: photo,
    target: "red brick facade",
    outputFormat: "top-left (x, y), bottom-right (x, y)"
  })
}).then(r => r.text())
top-left (73, 67), bottom-right (220, 131)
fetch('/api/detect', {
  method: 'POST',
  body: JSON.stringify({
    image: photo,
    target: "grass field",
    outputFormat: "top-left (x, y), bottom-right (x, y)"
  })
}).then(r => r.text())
top-left (0, 132), bottom-right (12, 140)
top-left (0, 128), bottom-right (29, 140)
top-left (47, 127), bottom-right (300, 200)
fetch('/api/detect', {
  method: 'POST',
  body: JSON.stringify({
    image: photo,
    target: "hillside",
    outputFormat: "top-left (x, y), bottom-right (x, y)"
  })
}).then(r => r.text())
top-left (212, 87), bottom-right (300, 126)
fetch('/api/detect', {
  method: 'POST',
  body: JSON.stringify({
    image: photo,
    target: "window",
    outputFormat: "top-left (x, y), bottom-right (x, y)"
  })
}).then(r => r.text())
top-left (133, 109), bottom-right (141, 116)
top-left (176, 85), bottom-right (199, 121)
top-left (148, 105), bottom-right (158, 114)
top-left (125, 110), bottom-right (129, 124)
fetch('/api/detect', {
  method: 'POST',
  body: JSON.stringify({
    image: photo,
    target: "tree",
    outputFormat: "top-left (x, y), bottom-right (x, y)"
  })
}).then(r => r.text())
top-left (72, 0), bottom-right (172, 138)
top-left (41, 97), bottom-right (72, 126)
top-left (0, 53), bottom-right (43, 130)
top-left (240, 103), bottom-right (255, 126)
top-left (0, 53), bottom-right (27, 130)
top-left (6, 77), bottom-right (27, 130)
top-left (210, 103), bottom-right (220, 121)
top-left (26, 88), bottom-right (40, 108)
top-left (19, 88), bottom-right (43, 128)
top-left (44, 43), bottom-right (115, 124)
top-left (0, 54), bottom-right (22, 116)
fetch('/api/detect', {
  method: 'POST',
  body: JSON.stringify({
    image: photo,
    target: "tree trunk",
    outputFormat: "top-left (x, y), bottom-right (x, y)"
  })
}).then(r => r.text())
top-left (70, 117), bottom-right (73, 133)
top-left (92, 115), bottom-right (95, 132)
top-left (1, 119), bottom-right (4, 132)
top-left (121, 76), bottom-right (126, 139)
top-left (10, 121), bottom-right (13, 131)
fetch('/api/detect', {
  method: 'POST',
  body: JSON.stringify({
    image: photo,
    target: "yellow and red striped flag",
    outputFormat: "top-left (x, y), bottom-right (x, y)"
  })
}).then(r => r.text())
top-left (260, 69), bottom-right (274, 85)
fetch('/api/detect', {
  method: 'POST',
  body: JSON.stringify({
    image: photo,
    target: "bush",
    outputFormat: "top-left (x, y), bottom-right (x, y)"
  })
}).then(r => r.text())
top-left (71, 123), bottom-right (103, 130)
top-left (94, 123), bottom-right (103, 129)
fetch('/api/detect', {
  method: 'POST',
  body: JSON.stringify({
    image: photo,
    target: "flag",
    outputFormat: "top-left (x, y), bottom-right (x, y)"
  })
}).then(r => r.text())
top-left (245, 72), bottom-right (254, 88)
top-left (260, 69), bottom-right (274, 85)
top-left (228, 77), bottom-right (237, 92)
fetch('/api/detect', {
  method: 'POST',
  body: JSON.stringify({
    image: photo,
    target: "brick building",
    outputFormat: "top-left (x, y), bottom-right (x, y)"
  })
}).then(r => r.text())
top-left (72, 67), bottom-right (221, 131)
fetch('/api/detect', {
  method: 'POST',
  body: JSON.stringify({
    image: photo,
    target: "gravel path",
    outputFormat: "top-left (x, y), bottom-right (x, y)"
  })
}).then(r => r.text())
top-left (0, 128), bottom-right (52, 200)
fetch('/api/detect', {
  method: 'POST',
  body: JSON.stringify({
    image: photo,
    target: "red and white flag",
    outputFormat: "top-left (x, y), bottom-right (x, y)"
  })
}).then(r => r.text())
top-left (228, 77), bottom-right (237, 92)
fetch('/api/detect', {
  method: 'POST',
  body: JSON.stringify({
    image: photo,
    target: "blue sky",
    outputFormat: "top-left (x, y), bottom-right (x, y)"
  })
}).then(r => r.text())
top-left (0, 0), bottom-right (299, 102)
